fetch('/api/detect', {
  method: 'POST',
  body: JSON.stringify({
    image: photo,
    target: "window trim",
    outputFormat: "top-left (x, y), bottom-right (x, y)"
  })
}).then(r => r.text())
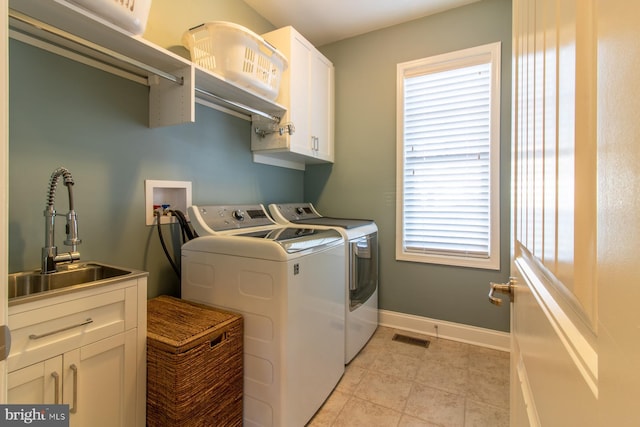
top-left (395, 42), bottom-right (501, 270)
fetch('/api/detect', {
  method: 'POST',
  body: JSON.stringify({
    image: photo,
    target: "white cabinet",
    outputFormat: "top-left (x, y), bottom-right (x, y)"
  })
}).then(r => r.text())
top-left (8, 356), bottom-right (61, 405)
top-left (65, 331), bottom-right (137, 427)
top-left (251, 26), bottom-right (335, 170)
top-left (8, 332), bottom-right (136, 426)
top-left (7, 275), bottom-right (147, 427)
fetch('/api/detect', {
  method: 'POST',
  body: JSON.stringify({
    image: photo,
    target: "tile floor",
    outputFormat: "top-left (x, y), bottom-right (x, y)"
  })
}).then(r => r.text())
top-left (307, 326), bottom-right (510, 427)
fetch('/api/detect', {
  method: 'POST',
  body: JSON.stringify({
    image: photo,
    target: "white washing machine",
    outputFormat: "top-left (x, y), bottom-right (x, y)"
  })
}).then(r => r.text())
top-left (181, 204), bottom-right (345, 427)
top-left (269, 203), bottom-right (378, 363)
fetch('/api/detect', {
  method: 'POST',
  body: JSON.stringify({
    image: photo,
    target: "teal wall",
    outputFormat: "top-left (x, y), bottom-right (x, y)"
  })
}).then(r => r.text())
top-left (8, 0), bottom-right (512, 332)
top-left (8, 0), bottom-right (291, 299)
top-left (8, 41), bottom-right (303, 298)
top-left (306, 0), bottom-right (512, 331)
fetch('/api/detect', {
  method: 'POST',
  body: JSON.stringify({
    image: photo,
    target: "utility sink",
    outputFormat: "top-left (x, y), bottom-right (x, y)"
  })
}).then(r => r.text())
top-left (8, 262), bottom-right (133, 303)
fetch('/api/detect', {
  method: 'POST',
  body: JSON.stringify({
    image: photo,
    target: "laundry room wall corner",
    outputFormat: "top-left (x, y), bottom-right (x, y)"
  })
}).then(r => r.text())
top-left (315, 0), bottom-right (512, 332)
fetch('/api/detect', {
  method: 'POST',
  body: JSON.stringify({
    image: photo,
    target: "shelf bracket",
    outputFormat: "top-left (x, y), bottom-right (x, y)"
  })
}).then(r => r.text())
top-left (254, 122), bottom-right (295, 138)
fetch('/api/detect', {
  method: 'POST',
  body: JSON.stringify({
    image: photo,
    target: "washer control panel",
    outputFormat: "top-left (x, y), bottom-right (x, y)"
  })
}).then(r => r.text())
top-left (271, 203), bottom-right (321, 221)
top-left (191, 204), bottom-right (274, 231)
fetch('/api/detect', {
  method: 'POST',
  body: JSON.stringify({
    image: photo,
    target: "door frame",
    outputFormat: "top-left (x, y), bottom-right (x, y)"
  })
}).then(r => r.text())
top-left (1, 0), bottom-right (10, 401)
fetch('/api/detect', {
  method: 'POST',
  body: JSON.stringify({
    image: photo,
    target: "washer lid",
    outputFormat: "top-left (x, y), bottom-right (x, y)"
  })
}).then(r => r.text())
top-left (269, 203), bottom-right (374, 229)
top-left (237, 227), bottom-right (342, 253)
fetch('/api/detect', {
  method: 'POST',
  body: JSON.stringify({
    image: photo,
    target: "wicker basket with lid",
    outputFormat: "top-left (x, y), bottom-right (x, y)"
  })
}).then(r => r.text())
top-left (146, 295), bottom-right (243, 426)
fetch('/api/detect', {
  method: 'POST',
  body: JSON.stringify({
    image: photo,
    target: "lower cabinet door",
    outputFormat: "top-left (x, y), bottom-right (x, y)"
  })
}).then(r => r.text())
top-left (8, 355), bottom-right (63, 404)
top-left (64, 330), bottom-right (137, 427)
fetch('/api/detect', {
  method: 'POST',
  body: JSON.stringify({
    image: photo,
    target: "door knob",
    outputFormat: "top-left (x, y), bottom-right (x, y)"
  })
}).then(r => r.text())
top-left (488, 277), bottom-right (516, 305)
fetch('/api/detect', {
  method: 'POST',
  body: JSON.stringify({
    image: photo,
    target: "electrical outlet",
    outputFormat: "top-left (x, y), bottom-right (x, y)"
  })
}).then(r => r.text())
top-left (144, 180), bottom-right (192, 225)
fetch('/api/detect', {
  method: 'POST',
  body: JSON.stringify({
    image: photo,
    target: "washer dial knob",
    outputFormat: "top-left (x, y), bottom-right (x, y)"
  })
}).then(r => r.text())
top-left (232, 210), bottom-right (245, 221)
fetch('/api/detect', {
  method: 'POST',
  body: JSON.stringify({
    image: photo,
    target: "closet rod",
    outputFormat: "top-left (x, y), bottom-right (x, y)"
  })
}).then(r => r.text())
top-left (194, 87), bottom-right (281, 123)
top-left (9, 9), bottom-right (282, 123)
top-left (8, 9), bottom-right (184, 86)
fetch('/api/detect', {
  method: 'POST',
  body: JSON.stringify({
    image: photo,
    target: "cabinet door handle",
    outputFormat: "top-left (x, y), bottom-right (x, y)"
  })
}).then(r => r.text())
top-left (28, 318), bottom-right (93, 340)
top-left (51, 371), bottom-right (60, 404)
top-left (70, 364), bottom-right (78, 414)
top-left (0, 325), bottom-right (11, 361)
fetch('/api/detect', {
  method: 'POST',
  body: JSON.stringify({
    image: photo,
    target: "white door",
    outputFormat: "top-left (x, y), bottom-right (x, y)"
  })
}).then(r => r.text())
top-left (64, 331), bottom-right (137, 427)
top-left (7, 356), bottom-right (62, 404)
top-left (510, 0), bottom-right (640, 425)
top-left (1, 0), bottom-right (9, 402)
top-left (592, 0), bottom-right (640, 424)
top-left (310, 51), bottom-right (334, 162)
top-left (289, 32), bottom-right (312, 156)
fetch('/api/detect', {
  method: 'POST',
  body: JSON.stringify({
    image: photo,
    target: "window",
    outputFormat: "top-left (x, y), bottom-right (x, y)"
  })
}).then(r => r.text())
top-left (396, 42), bottom-right (501, 270)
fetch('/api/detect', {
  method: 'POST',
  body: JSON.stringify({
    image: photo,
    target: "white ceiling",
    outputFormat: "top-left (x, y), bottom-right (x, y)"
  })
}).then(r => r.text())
top-left (242, 0), bottom-right (481, 46)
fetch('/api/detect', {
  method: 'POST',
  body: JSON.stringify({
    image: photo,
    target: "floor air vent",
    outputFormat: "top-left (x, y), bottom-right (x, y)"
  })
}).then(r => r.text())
top-left (392, 334), bottom-right (430, 348)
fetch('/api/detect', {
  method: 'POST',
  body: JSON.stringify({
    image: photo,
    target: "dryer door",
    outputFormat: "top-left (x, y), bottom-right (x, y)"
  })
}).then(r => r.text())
top-left (349, 232), bottom-right (378, 311)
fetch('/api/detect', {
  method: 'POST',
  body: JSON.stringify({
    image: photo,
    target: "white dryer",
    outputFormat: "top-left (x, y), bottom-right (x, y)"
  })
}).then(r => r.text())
top-left (269, 203), bottom-right (378, 363)
top-left (181, 204), bottom-right (345, 427)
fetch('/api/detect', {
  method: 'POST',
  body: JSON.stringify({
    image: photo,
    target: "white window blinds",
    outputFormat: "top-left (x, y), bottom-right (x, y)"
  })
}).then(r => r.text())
top-left (396, 43), bottom-right (501, 269)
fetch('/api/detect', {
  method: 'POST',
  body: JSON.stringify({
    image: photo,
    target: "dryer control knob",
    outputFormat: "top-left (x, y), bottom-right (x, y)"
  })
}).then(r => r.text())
top-left (232, 210), bottom-right (245, 221)
top-left (296, 207), bottom-right (304, 215)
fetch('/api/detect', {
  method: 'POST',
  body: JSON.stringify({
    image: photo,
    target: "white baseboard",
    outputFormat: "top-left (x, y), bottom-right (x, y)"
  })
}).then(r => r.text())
top-left (378, 309), bottom-right (511, 352)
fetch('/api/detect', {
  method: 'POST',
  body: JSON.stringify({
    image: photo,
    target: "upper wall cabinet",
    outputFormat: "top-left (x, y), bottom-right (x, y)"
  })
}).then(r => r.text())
top-left (251, 26), bottom-right (335, 170)
top-left (7, 0), bottom-right (286, 128)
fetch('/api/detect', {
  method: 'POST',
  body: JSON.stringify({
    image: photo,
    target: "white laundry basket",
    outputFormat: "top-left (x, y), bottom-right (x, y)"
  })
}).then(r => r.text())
top-left (182, 22), bottom-right (288, 100)
top-left (66, 0), bottom-right (152, 35)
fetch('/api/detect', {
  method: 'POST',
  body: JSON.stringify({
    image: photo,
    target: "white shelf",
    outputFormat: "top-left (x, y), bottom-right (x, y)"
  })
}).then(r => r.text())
top-left (194, 66), bottom-right (286, 120)
top-left (8, 0), bottom-right (286, 126)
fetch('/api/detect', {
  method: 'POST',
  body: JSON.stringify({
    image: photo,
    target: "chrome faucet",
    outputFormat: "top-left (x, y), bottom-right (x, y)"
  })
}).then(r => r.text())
top-left (42, 167), bottom-right (81, 274)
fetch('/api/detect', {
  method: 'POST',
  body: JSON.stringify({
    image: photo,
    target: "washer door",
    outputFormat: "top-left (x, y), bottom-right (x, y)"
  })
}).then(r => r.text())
top-left (349, 232), bottom-right (378, 310)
